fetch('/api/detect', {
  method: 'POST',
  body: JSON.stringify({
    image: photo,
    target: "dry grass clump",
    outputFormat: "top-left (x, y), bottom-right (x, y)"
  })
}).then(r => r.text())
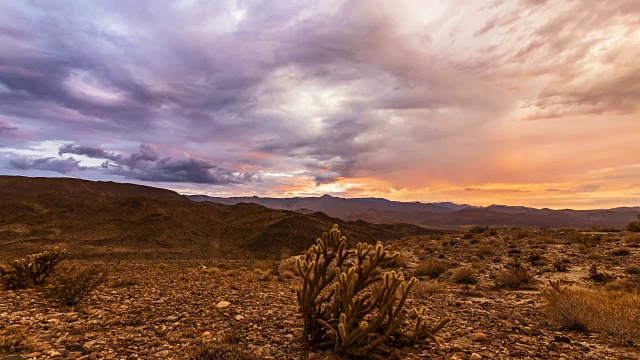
top-left (476, 245), bottom-right (494, 258)
top-left (45, 265), bottom-right (108, 306)
top-left (625, 265), bottom-right (640, 275)
top-left (418, 280), bottom-right (449, 295)
top-left (553, 259), bottom-right (570, 272)
top-left (542, 281), bottom-right (640, 345)
top-left (624, 234), bottom-right (640, 248)
top-left (494, 258), bottom-right (536, 289)
top-left (588, 264), bottom-right (614, 284)
top-left (611, 247), bottom-right (631, 256)
top-left (626, 220), bottom-right (640, 232)
top-left (452, 267), bottom-right (477, 285)
top-left (514, 230), bottom-right (530, 240)
top-left (414, 260), bottom-right (451, 279)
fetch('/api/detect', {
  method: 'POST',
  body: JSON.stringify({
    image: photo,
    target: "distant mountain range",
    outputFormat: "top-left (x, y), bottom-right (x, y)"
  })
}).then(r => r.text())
top-left (188, 194), bottom-right (640, 229)
top-left (0, 176), bottom-right (436, 260)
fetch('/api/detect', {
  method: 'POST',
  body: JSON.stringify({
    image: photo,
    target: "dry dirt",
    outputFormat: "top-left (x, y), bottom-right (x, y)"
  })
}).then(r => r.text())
top-left (1, 229), bottom-right (639, 360)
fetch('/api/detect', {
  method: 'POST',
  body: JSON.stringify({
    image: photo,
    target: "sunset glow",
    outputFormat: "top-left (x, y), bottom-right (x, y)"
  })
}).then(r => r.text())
top-left (1, 1), bottom-right (639, 209)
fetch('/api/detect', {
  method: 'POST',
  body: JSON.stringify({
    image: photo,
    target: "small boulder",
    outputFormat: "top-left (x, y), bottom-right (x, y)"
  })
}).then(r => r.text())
top-left (216, 301), bottom-right (231, 308)
top-left (471, 332), bottom-right (489, 342)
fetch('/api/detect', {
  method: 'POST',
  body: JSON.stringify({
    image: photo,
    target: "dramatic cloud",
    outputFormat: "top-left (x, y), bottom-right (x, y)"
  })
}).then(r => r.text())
top-left (10, 157), bottom-right (82, 174)
top-left (0, 0), bottom-right (638, 208)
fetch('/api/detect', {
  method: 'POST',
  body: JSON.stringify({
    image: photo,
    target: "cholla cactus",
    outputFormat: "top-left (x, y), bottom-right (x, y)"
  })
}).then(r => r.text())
top-left (0, 246), bottom-right (68, 289)
top-left (295, 224), bottom-right (449, 356)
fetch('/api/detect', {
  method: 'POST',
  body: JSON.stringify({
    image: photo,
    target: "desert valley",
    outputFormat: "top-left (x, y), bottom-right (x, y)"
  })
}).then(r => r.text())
top-left (1, 176), bottom-right (639, 359)
top-left (1, 1), bottom-right (640, 359)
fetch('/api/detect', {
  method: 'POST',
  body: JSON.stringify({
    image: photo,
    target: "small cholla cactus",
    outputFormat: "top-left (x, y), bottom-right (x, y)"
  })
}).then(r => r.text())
top-left (294, 224), bottom-right (449, 356)
top-left (0, 246), bottom-right (68, 289)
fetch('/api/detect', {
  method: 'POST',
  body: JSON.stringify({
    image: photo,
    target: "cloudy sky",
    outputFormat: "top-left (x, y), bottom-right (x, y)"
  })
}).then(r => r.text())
top-left (1, 0), bottom-right (639, 209)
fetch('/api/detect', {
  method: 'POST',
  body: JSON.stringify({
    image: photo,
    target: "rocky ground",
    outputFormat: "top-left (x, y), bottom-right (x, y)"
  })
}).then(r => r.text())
top-left (1, 229), bottom-right (639, 359)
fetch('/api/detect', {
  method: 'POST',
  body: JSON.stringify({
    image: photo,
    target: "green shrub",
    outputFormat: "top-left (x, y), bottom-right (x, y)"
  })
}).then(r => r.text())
top-left (0, 247), bottom-right (67, 290)
top-left (45, 265), bottom-right (108, 306)
top-left (294, 224), bottom-right (449, 356)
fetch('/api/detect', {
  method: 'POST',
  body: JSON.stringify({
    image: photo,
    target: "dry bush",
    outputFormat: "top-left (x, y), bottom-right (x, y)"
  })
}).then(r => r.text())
top-left (476, 245), bottom-right (494, 258)
top-left (537, 236), bottom-right (556, 244)
top-left (542, 281), bottom-right (640, 345)
top-left (553, 259), bottom-right (570, 272)
top-left (626, 265), bottom-right (640, 275)
top-left (567, 232), bottom-right (587, 244)
top-left (605, 279), bottom-right (639, 293)
top-left (626, 220), bottom-right (640, 232)
top-left (586, 251), bottom-right (601, 260)
top-left (469, 225), bottom-right (489, 234)
top-left (452, 267), bottom-right (477, 285)
top-left (611, 247), bottom-right (631, 256)
top-left (414, 260), bottom-right (450, 279)
top-left (495, 258), bottom-right (536, 289)
top-left (624, 234), bottom-right (640, 248)
top-left (45, 265), bottom-right (108, 306)
top-left (528, 251), bottom-right (547, 266)
top-left (514, 230), bottom-right (530, 240)
top-left (588, 264), bottom-right (614, 284)
top-left (418, 280), bottom-right (448, 295)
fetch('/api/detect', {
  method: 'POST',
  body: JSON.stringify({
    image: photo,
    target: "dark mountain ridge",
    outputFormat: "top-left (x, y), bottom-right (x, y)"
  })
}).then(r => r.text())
top-left (189, 194), bottom-right (640, 229)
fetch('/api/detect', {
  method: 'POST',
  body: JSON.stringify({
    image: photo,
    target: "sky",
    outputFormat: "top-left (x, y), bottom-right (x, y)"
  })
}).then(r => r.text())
top-left (1, 0), bottom-right (639, 209)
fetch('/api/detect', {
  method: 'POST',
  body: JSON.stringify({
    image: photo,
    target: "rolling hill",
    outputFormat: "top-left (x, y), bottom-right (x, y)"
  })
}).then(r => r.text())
top-left (0, 176), bottom-right (436, 260)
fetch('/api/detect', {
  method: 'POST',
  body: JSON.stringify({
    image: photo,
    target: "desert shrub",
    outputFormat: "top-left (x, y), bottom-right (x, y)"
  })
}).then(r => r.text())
top-left (537, 236), bottom-right (556, 245)
top-left (586, 251), bottom-right (602, 260)
top-left (45, 265), bottom-right (108, 306)
top-left (625, 234), bottom-right (640, 248)
top-left (567, 232), bottom-right (586, 244)
top-left (611, 247), bottom-right (631, 256)
top-left (528, 251), bottom-right (547, 266)
top-left (514, 230), bottom-right (530, 239)
top-left (294, 224), bottom-right (449, 356)
top-left (414, 260), bottom-right (450, 279)
top-left (476, 245), bottom-right (494, 258)
top-left (469, 225), bottom-right (488, 234)
top-left (626, 265), bottom-right (640, 275)
top-left (495, 258), bottom-right (536, 289)
top-left (0, 247), bottom-right (67, 290)
top-left (553, 259), bottom-right (570, 272)
top-left (418, 280), bottom-right (448, 295)
top-left (588, 264), bottom-right (614, 284)
top-left (626, 221), bottom-right (640, 232)
top-left (541, 281), bottom-right (640, 345)
top-left (452, 267), bottom-right (477, 285)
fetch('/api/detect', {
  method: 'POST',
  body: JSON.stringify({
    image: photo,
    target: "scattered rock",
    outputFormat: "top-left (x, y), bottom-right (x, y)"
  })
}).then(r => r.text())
top-left (216, 300), bottom-right (231, 308)
top-left (469, 353), bottom-right (482, 360)
top-left (471, 332), bottom-right (489, 342)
